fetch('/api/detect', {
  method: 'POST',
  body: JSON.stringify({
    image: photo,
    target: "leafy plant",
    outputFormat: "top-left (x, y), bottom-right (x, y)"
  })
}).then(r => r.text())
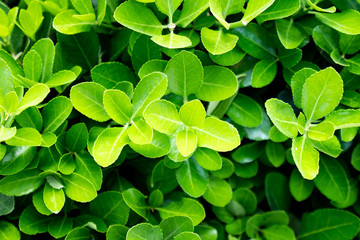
top-left (0, 0), bottom-right (360, 239)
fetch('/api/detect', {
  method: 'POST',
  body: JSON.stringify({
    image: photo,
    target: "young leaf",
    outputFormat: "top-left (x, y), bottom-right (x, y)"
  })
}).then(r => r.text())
top-left (0, 126), bottom-right (16, 142)
top-left (53, 10), bottom-right (95, 35)
top-left (176, 129), bottom-right (197, 157)
top-left (43, 182), bottom-right (65, 214)
top-left (126, 223), bottom-right (163, 240)
top-left (123, 188), bottom-right (149, 220)
top-left (241, 0), bottom-right (275, 26)
top-left (251, 59), bottom-right (277, 88)
top-left (129, 131), bottom-right (170, 158)
top-left (308, 121), bottom-right (335, 141)
top-left (138, 60), bottom-right (167, 79)
top-left (325, 109), bottom-right (360, 129)
top-left (291, 68), bottom-right (317, 108)
top-left (155, 0), bottom-right (182, 18)
top-left (103, 89), bottom-right (132, 125)
top-left (176, 0), bottom-right (209, 27)
top-left (5, 128), bottom-right (42, 146)
top-left (302, 67), bottom-right (343, 121)
top-left (93, 127), bottom-right (130, 167)
top-left (203, 176), bottom-right (232, 207)
top-left (151, 33), bottom-right (192, 49)
top-left (16, 83), bottom-right (50, 115)
top-left (0, 221), bottom-right (20, 240)
top-left (289, 169), bottom-right (314, 202)
top-left (62, 172), bottom-right (97, 202)
top-left (276, 19), bottom-right (306, 49)
top-left (201, 28), bottom-right (238, 55)
top-left (23, 50), bottom-right (42, 82)
top-left (265, 98), bottom-right (298, 138)
top-left (196, 65), bottom-right (238, 101)
top-left (256, 0), bottom-right (301, 23)
top-left (179, 100), bottom-right (206, 127)
top-left (114, 1), bottom-right (164, 36)
top-left (31, 38), bottom-right (55, 84)
top-left (292, 136), bottom-right (319, 180)
top-left (209, 0), bottom-right (244, 29)
top-left (310, 135), bottom-right (342, 158)
top-left (313, 10), bottom-right (360, 35)
top-left (45, 70), bottom-right (77, 88)
top-left (127, 118), bottom-right (153, 144)
top-left (194, 147), bottom-right (222, 171)
top-left (0, 169), bottom-right (43, 196)
top-left (75, 152), bottom-right (102, 191)
top-left (71, 0), bottom-right (94, 14)
top-left (42, 96), bottom-right (73, 133)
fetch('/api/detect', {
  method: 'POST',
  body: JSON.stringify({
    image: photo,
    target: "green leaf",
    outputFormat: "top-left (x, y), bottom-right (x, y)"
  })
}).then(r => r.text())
top-left (128, 118), bottom-right (153, 144)
top-left (149, 190), bottom-right (164, 208)
top-left (176, 129), bottom-right (197, 157)
top-left (325, 109), bottom-right (360, 129)
top-left (0, 169), bottom-right (43, 196)
top-left (152, 33), bottom-right (192, 49)
top-left (71, 0), bottom-right (94, 14)
top-left (0, 58), bottom-right (14, 96)
top-left (256, 0), bottom-right (301, 23)
top-left (138, 59), bottom-right (167, 79)
top-left (16, 106), bottom-right (42, 132)
top-left (176, 0), bottom-right (209, 27)
top-left (42, 96), bottom-right (73, 133)
top-left (59, 153), bottom-right (76, 175)
top-left (0, 194), bottom-right (14, 216)
top-left (160, 216), bottom-right (193, 240)
top-left (212, 157), bottom-right (234, 178)
top-left (16, 83), bottom-right (50, 115)
top-left (232, 188), bottom-right (257, 214)
top-left (201, 28), bottom-right (238, 55)
top-left (312, 25), bottom-right (339, 55)
top-left (209, 46), bottom-right (246, 66)
top-left (196, 66), bottom-right (238, 101)
top-left (4, 91), bottom-right (18, 115)
top-left (23, 50), bottom-right (42, 82)
top-left (45, 70), bottom-right (77, 88)
top-left (241, 0), bottom-right (275, 26)
top-left (32, 188), bottom-right (52, 215)
top-left (308, 121), bottom-right (335, 141)
top-left (313, 10), bottom-right (360, 35)
top-left (265, 98), bottom-right (298, 138)
top-left (123, 188), bottom-right (149, 220)
top-left (179, 100), bottom-right (206, 127)
top-left (114, 1), bottom-right (163, 36)
top-left (298, 209), bottom-right (360, 240)
top-left (265, 172), bottom-right (291, 210)
top-left (70, 82), bottom-right (110, 122)
top-left (158, 198), bottom-right (205, 226)
top-left (104, 89), bottom-right (132, 125)
top-left (0, 126), bottom-right (16, 142)
top-left (0, 221), bottom-right (20, 240)
top-left (66, 123), bottom-right (88, 152)
top-left (266, 141), bottom-right (285, 167)
top-left (193, 117), bottom-right (240, 152)
top-left (90, 191), bottom-right (129, 225)
top-left (65, 227), bottom-right (91, 240)
top-left (75, 152), bottom-right (102, 191)
top-left (53, 10), bottom-right (95, 35)
top-left (289, 169), bottom-right (314, 202)
top-left (351, 144), bottom-right (360, 171)
top-left (261, 225), bottom-right (296, 240)
top-left (291, 68), bottom-right (317, 108)
top-left (129, 130), bottom-right (170, 158)
top-left (48, 216), bottom-right (73, 238)
top-left (340, 33), bottom-right (360, 55)
top-left (5, 128), bottom-right (41, 146)
top-left (106, 225), bottom-right (128, 240)
top-left (176, 158), bottom-right (209, 197)
top-left (278, 48), bottom-right (302, 68)
top-left (251, 59), bottom-right (277, 88)
top-left (174, 232), bottom-right (201, 240)
top-left (314, 156), bottom-right (350, 203)
top-left (209, 0), bottom-right (244, 29)
top-left (276, 19), bottom-right (307, 49)
top-left (62, 172), bottom-right (97, 202)
top-left (155, 0), bottom-right (183, 18)
top-left (144, 99), bottom-right (182, 134)
top-left (307, 0), bottom-right (336, 12)
top-left (93, 127), bottom-right (130, 167)
top-left (132, 35), bottom-right (162, 72)
top-left (31, 38), bottom-right (54, 84)
top-left (292, 136), bottom-right (320, 180)
top-left (132, 72), bottom-right (168, 118)
top-left (310, 135), bottom-right (342, 158)
top-left (0, 146), bottom-right (36, 175)
top-left (19, 206), bottom-right (49, 235)
top-left (203, 176), bottom-right (232, 207)
top-left (43, 182), bottom-right (65, 214)
top-left (126, 223), bottom-right (163, 240)
top-left (165, 51), bottom-right (203, 100)
top-left (302, 67), bottom-right (343, 121)
top-left (194, 147), bottom-right (222, 171)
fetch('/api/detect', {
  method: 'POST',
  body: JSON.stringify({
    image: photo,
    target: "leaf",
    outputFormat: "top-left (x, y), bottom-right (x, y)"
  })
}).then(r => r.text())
top-left (0, 126), bottom-right (16, 142)
top-left (251, 59), bottom-right (277, 88)
top-left (132, 72), bottom-right (168, 118)
top-left (132, 35), bottom-right (162, 72)
top-left (126, 223), bottom-right (163, 240)
top-left (209, 46), bottom-right (246, 66)
top-left (314, 156), bottom-right (350, 203)
top-left (307, 0), bottom-right (336, 12)
top-left (292, 136), bottom-right (320, 180)
top-left (212, 157), bottom-right (234, 179)
top-left (103, 89), bottom-right (132, 125)
top-left (312, 25), bottom-right (339, 55)
top-left (23, 50), bottom-right (42, 82)
top-left (152, 33), bottom-right (192, 49)
top-left (310, 135), bottom-right (342, 158)
top-left (194, 147), bottom-right (222, 171)
top-left (65, 227), bottom-right (91, 240)
top-left (164, 51), bottom-right (203, 100)
top-left (62, 172), bottom-right (97, 202)
top-left (158, 198), bottom-right (205, 226)
top-left (174, 232), bottom-right (201, 240)
top-left (43, 182), bottom-right (65, 214)
top-left (266, 141), bottom-right (286, 167)
top-left (265, 98), bottom-right (298, 138)
top-left (289, 169), bottom-right (314, 202)
top-left (340, 33), bottom-right (360, 55)
top-left (53, 10), bottom-right (95, 35)
top-left (71, 0), bottom-right (94, 14)
top-left (0, 146), bottom-right (37, 175)
top-left (75, 152), bottom-right (102, 191)
top-left (97, 0), bottom-right (106, 24)
top-left (123, 188), bottom-right (149, 220)
top-left (93, 127), bottom-right (130, 167)
top-left (196, 65), bottom-right (238, 101)
top-left (66, 123), bottom-right (88, 152)
top-left (179, 100), bottom-right (206, 127)
top-left (313, 10), bottom-right (360, 35)
top-left (265, 172), bottom-right (291, 210)
top-left (129, 131), bottom-right (170, 158)
top-left (241, 0), bottom-right (275, 26)
top-left (193, 117), bottom-right (240, 152)
top-left (42, 96), bottom-right (73, 133)
top-left (106, 225), bottom-right (128, 240)
top-left (176, 0), bottom-right (209, 27)
top-left (48, 216), bottom-right (73, 238)
top-left (278, 48), bottom-right (302, 68)
top-left (128, 118), bottom-right (153, 144)
top-left (160, 216), bottom-right (193, 240)
top-left (45, 70), bottom-right (77, 88)
top-left (298, 209), bottom-right (360, 240)
top-left (233, 188), bottom-right (257, 214)
top-left (4, 91), bottom-right (18, 115)
top-left (209, 0), bottom-right (244, 29)
top-left (176, 129), bottom-right (197, 157)
top-left (19, 206), bottom-right (49, 235)
top-left (90, 191), bottom-right (129, 225)
top-left (0, 169), bottom-right (43, 196)
top-left (144, 99), bottom-right (182, 134)
top-left (16, 83), bottom-right (50, 115)
top-left (138, 59), bottom-right (167, 79)
top-left (261, 225), bottom-right (296, 240)
top-left (256, 0), bottom-right (301, 23)
top-left (0, 194), bottom-right (14, 216)
top-left (59, 153), bottom-right (75, 175)
top-left (308, 121), bottom-right (335, 141)
top-left (0, 58), bottom-right (14, 95)
top-left (114, 1), bottom-right (163, 36)
top-left (176, 158), bottom-right (209, 197)
top-left (15, 106), bottom-right (42, 132)
top-left (0, 221), bottom-right (20, 240)
top-left (70, 82), bottom-right (110, 122)
top-left (325, 109), bottom-right (360, 129)
top-left (201, 28), bottom-right (238, 55)
top-left (291, 68), bottom-right (317, 108)
top-left (302, 67), bottom-right (343, 121)
top-left (276, 19), bottom-right (306, 49)
top-left (31, 38), bottom-right (55, 84)
top-left (203, 176), bottom-right (232, 207)
top-left (5, 128), bottom-right (41, 146)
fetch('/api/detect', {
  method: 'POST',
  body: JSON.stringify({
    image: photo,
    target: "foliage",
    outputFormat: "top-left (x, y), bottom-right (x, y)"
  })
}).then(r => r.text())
top-left (0, 0), bottom-right (360, 239)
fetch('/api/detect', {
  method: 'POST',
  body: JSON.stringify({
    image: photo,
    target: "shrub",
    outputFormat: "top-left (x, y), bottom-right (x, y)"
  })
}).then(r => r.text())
top-left (0, 0), bottom-right (360, 239)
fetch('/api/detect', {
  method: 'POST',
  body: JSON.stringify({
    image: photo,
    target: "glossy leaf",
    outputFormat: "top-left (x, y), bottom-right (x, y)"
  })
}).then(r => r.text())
top-left (0, 169), bottom-right (43, 196)
top-left (289, 169), bottom-right (314, 202)
top-left (53, 10), bottom-right (95, 35)
top-left (151, 33), bottom-right (192, 49)
top-left (123, 188), bottom-right (149, 220)
top-left (43, 182), bottom-right (65, 214)
top-left (314, 10), bottom-right (360, 35)
top-left (194, 147), bottom-right (222, 171)
top-left (241, 0), bottom-right (275, 26)
top-left (292, 136), bottom-right (319, 180)
top-left (62, 172), bottom-right (97, 202)
top-left (128, 118), bottom-right (153, 144)
top-left (42, 96), bottom-right (73, 133)
top-left (16, 83), bottom-right (50, 115)
top-left (176, 129), bottom-right (197, 157)
top-left (201, 28), bottom-right (238, 55)
top-left (0, 221), bottom-right (20, 240)
top-left (256, 0), bottom-right (301, 23)
top-left (104, 89), bottom-right (132, 125)
top-left (179, 100), bottom-right (206, 127)
top-left (126, 223), bottom-right (162, 240)
top-left (203, 176), bottom-right (232, 207)
top-left (276, 19), bottom-right (306, 49)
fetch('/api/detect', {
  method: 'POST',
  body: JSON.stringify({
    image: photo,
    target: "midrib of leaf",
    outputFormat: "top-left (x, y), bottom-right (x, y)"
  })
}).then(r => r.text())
top-left (284, 19), bottom-right (293, 45)
top-left (103, 127), bottom-right (127, 164)
top-left (307, 71), bottom-right (329, 122)
top-left (176, 1), bottom-right (208, 26)
top-left (0, 229), bottom-right (11, 240)
top-left (193, 126), bottom-right (234, 144)
top-left (213, 30), bottom-right (222, 53)
top-left (108, 94), bottom-right (131, 121)
top-left (132, 121), bottom-right (151, 142)
top-left (163, 221), bottom-right (190, 240)
top-left (44, 104), bottom-right (71, 132)
top-left (64, 175), bottom-right (94, 196)
top-left (185, 160), bottom-right (196, 195)
top-left (55, 216), bottom-right (67, 236)
top-left (321, 160), bottom-right (348, 201)
top-left (254, 60), bottom-right (276, 83)
top-left (147, 113), bottom-right (182, 125)
top-left (298, 221), bottom-right (356, 239)
top-left (72, 35), bottom-right (92, 70)
top-left (75, 155), bottom-right (97, 187)
top-left (103, 198), bottom-right (125, 219)
top-left (198, 149), bottom-right (217, 167)
top-left (182, 55), bottom-right (187, 100)
top-left (11, 134), bottom-right (39, 145)
top-left (315, 12), bottom-right (356, 33)
top-left (232, 102), bottom-right (259, 122)
top-left (244, 0), bottom-right (275, 22)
